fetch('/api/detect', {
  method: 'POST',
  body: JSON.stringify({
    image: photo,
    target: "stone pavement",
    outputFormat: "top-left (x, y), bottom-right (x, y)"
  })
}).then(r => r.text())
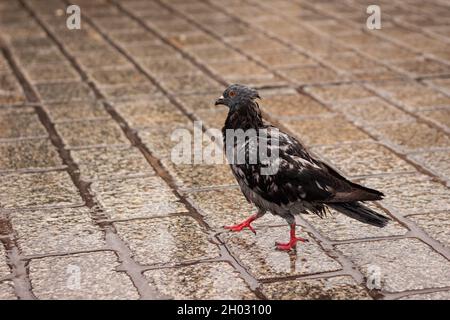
top-left (0, 0), bottom-right (449, 300)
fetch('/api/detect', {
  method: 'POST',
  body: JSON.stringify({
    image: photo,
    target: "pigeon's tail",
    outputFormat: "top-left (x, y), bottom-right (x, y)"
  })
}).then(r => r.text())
top-left (329, 202), bottom-right (390, 227)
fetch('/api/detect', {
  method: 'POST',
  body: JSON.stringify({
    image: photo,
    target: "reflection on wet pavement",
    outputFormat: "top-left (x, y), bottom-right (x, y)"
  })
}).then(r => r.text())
top-left (0, 0), bottom-right (449, 300)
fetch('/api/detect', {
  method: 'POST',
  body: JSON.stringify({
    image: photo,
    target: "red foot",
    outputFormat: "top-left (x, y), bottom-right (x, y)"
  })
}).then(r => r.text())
top-left (224, 214), bottom-right (258, 234)
top-left (275, 224), bottom-right (309, 251)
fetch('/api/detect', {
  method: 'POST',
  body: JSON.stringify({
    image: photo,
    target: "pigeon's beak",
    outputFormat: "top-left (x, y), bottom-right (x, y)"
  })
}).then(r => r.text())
top-left (215, 95), bottom-right (225, 106)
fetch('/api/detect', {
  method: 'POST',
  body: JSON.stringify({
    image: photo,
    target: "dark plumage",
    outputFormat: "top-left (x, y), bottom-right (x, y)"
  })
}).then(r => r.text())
top-left (215, 84), bottom-right (389, 251)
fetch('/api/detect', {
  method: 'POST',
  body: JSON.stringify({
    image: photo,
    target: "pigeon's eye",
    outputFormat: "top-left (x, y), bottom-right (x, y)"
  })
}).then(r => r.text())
top-left (229, 91), bottom-right (236, 97)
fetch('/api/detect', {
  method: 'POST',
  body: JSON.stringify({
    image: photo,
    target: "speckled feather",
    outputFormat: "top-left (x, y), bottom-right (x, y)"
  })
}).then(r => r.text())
top-left (219, 84), bottom-right (389, 227)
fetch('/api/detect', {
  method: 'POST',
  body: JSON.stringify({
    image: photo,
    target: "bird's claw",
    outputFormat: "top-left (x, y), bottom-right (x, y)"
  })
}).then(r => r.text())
top-left (275, 237), bottom-right (309, 251)
top-left (224, 222), bottom-right (256, 234)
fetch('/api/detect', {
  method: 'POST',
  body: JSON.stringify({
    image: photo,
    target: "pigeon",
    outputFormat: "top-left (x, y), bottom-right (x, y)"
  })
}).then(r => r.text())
top-left (215, 84), bottom-right (389, 251)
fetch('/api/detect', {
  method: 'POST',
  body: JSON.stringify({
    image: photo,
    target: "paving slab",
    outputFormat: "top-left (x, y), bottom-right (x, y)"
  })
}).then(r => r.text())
top-left (35, 82), bottom-right (95, 103)
top-left (99, 82), bottom-right (162, 101)
top-left (334, 98), bottom-right (414, 124)
top-left (114, 216), bottom-right (220, 265)
top-left (410, 150), bottom-right (450, 181)
top-left (0, 245), bottom-right (10, 279)
top-left (361, 174), bottom-right (450, 216)
top-left (336, 238), bottom-right (450, 292)
top-left (0, 108), bottom-right (47, 140)
top-left (310, 142), bottom-right (415, 177)
top-left (114, 98), bottom-right (189, 129)
top-left (408, 212), bottom-right (450, 248)
top-left (220, 226), bottom-right (342, 280)
top-left (303, 209), bottom-right (407, 242)
top-left (90, 67), bottom-right (147, 86)
top-left (71, 145), bottom-right (154, 181)
top-left (1, 0), bottom-right (449, 301)
top-left (161, 160), bottom-right (237, 190)
top-left (0, 139), bottom-right (62, 171)
top-left (10, 207), bottom-right (105, 256)
top-left (0, 281), bottom-right (16, 300)
top-left (91, 175), bottom-right (187, 220)
top-left (24, 62), bottom-right (81, 84)
top-left (260, 93), bottom-right (331, 118)
top-left (417, 108), bottom-right (450, 130)
top-left (144, 262), bottom-right (256, 299)
top-left (187, 188), bottom-right (280, 230)
top-left (262, 276), bottom-right (372, 300)
top-left (285, 116), bottom-right (371, 146)
top-left (29, 251), bottom-right (139, 299)
top-left (44, 101), bottom-right (109, 122)
top-left (56, 120), bottom-right (129, 148)
top-left (304, 84), bottom-right (374, 103)
top-left (0, 171), bottom-right (82, 209)
top-left (368, 121), bottom-right (450, 153)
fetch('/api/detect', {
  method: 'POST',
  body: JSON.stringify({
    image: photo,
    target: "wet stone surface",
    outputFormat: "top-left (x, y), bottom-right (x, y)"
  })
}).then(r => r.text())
top-left (220, 226), bottom-right (342, 280)
top-left (56, 120), bottom-right (130, 148)
top-left (194, 108), bottom-right (229, 130)
top-left (90, 67), bottom-right (147, 86)
top-left (44, 101), bottom-right (110, 122)
top-left (0, 245), bottom-right (10, 279)
top-left (0, 108), bottom-right (47, 140)
top-left (367, 121), bottom-right (450, 153)
top-left (417, 108), bottom-right (450, 130)
top-left (279, 65), bottom-right (339, 85)
top-left (91, 176), bottom-right (187, 220)
top-left (303, 209), bottom-right (407, 242)
top-left (35, 82), bottom-right (95, 103)
top-left (75, 50), bottom-right (129, 69)
top-left (410, 150), bottom-right (450, 181)
top-left (114, 216), bottom-right (220, 265)
top-left (0, 0), bottom-right (450, 300)
top-left (99, 83), bottom-right (162, 101)
top-left (262, 276), bottom-right (372, 300)
top-left (0, 139), bottom-right (62, 171)
top-left (336, 238), bottom-right (450, 292)
top-left (137, 124), bottom-right (194, 160)
top-left (0, 91), bottom-right (26, 105)
top-left (361, 174), bottom-right (450, 216)
top-left (310, 142), bottom-right (414, 177)
top-left (175, 92), bottom-right (221, 113)
top-left (159, 73), bottom-right (222, 95)
top-left (114, 98), bottom-right (189, 129)
top-left (0, 281), bottom-right (15, 300)
top-left (144, 262), bottom-right (256, 299)
top-left (0, 171), bottom-right (82, 209)
top-left (286, 116), bottom-right (371, 146)
top-left (372, 82), bottom-right (450, 111)
top-left (24, 62), bottom-right (81, 84)
top-left (140, 56), bottom-right (200, 77)
top-left (71, 146), bottom-right (155, 181)
top-left (333, 98), bottom-right (414, 124)
top-left (187, 188), bottom-right (280, 230)
top-left (260, 93), bottom-right (331, 118)
top-left (10, 208), bottom-right (105, 256)
top-left (161, 159), bottom-right (237, 190)
top-left (408, 212), bottom-right (450, 248)
top-left (29, 251), bottom-right (139, 299)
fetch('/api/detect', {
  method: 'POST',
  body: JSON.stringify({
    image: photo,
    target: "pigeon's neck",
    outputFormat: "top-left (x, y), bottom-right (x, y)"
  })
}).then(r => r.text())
top-left (223, 101), bottom-right (264, 131)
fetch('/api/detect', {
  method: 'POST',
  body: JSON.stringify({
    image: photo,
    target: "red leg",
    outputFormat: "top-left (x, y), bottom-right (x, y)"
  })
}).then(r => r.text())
top-left (276, 224), bottom-right (309, 251)
top-left (224, 214), bottom-right (259, 234)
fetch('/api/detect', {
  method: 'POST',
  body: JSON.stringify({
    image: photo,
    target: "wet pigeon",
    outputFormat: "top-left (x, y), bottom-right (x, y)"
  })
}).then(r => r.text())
top-left (215, 84), bottom-right (389, 251)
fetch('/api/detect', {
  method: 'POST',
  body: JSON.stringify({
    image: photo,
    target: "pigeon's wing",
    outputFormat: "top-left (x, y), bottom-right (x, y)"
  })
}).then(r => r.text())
top-left (232, 128), bottom-right (383, 208)
top-left (316, 160), bottom-right (384, 202)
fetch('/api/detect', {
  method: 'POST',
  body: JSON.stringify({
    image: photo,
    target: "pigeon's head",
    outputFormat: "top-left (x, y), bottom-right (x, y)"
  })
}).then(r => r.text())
top-left (215, 84), bottom-right (261, 109)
